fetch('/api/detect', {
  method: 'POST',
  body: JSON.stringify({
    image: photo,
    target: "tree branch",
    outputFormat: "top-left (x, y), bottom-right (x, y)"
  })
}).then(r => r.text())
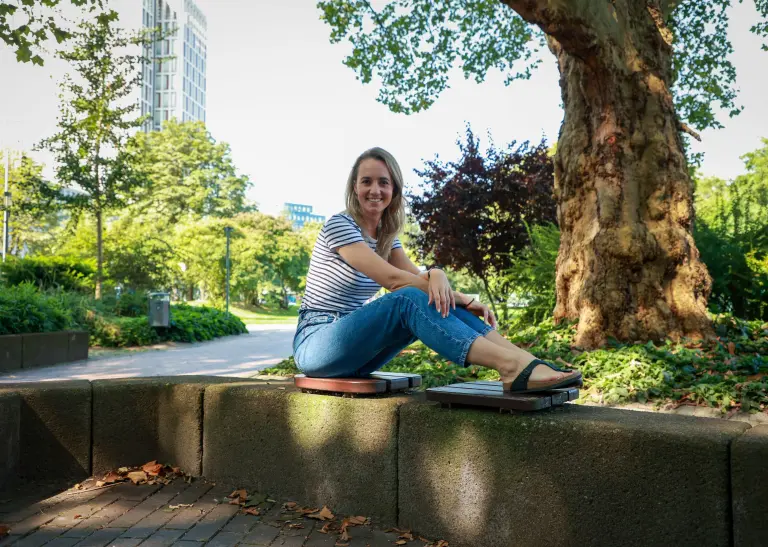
top-left (499, 0), bottom-right (602, 56)
top-left (677, 120), bottom-right (702, 142)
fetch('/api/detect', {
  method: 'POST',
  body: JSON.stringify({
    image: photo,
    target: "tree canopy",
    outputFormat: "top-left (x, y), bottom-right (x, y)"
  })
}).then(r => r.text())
top-left (318, 0), bottom-right (767, 133)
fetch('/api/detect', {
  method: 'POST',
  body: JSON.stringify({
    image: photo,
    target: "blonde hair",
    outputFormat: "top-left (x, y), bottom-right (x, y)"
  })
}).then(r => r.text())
top-left (344, 147), bottom-right (406, 259)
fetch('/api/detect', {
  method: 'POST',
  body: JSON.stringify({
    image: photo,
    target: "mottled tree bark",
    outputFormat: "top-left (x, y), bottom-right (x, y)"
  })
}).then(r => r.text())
top-left (504, 0), bottom-right (713, 347)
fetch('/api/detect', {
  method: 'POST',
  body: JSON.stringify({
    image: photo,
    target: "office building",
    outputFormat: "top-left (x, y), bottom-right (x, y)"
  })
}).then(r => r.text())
top-left (140, 0), bottom-right (207, 131)
top-left (284, 203), bottom-right (326, 230)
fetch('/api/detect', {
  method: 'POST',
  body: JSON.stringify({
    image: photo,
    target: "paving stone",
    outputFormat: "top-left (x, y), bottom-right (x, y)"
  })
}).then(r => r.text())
top-left (206, 531), bottom-right (248, 547)
top-left (43, 538), bottom-right (81, 547)
top-left (140, 529), bottom-right (185, 547)
top-left (162, 485), bottom-right (230, 532)
top-left (370, 530), bottom-right (401, 547)
top-left (72, 528), bottom-right (124, 547)
top-left (179, 503), bottom-right (239, 541)
top-left (170, 542), bottom-right (199, 547)
top-left (240, 523), bottom-right (281, 545)
top-left (304, 529), bottom-right (336, 547)
top-left (3, 490), bottom-right (103, 525)
top-left (7, 511), bottom-right (61, 536)
top-left (121, 482), bottom-right (210, 539)
top-left (221, 514), bottom-right (260, 535)
top-left (104, 540), bottom-right (143, 547)
top-left (12, 527), bottom-right (67, 547)
top-left (43, 491), bottom-right (121, 529)
top-left (114, 484), bottom-right (162, 502)
top-left (62, 500), bottom-right (139, 537)
top-left (109, 483), bottom-right (190, 529)
top-left (274, 523), bottom-right (315, 547)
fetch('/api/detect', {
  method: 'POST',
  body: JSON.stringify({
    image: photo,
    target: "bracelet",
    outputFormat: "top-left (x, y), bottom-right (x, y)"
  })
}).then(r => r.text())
top-left (427, 267), bottom-right (441, 280)
top-left (465, 297), bottom-right (475, 307)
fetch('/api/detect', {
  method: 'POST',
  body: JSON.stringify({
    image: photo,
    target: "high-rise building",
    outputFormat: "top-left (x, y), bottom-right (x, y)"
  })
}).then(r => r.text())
top-left (140, 0), bottom-right (207, 132)
top-left (284, 203), bottom-right (326, 230)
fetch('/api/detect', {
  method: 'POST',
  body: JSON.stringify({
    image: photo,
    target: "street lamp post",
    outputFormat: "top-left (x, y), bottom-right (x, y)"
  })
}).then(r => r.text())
top-left (224, 226), bottom-right (233, 316)
top-left (2, 152), bottom-right (10, 262)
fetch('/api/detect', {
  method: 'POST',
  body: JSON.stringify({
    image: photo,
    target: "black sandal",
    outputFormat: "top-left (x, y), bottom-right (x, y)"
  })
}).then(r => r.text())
top-left (505, 359), bottom-right (582, 393)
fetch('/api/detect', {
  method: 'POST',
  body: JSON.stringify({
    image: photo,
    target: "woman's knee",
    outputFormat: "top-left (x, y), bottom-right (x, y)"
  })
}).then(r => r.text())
top-left (393, 286), bottom-right (429, 306)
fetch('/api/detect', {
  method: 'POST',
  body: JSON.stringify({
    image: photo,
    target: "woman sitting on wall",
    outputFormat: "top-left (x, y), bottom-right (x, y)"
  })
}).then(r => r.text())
top-left (293, 147), bottom-right (581, 393)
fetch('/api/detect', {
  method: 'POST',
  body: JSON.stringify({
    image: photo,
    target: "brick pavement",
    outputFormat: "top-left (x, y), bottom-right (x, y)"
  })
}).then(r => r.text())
top-left (0, 480), bottom-right (413, 547)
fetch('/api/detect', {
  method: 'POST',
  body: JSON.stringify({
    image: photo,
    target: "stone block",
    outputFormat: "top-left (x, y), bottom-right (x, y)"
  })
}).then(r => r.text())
top-left (22, 332), bottom-right (70, 368)
top-left (203, 382), bottom-right (413, 525)
top-left (732, 424), bottom-right (768, 547)
top-left (92, 376), bottom-right (257, 476)
top-left (67, 331), bottom-right (90, 362)
top-left (399, 403), bottom-right (748, 547)
top-left (0, 381), bottom-right (91, 481)
top-left (0, 334), bottom-right (22, 373)
top-left (0, 391), bottom-right (20, 488)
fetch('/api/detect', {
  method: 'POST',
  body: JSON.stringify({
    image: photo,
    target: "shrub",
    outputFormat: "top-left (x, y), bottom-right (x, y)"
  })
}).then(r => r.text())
top-left (0, 256), bottom-right (95, 293)
top-left (502, 222), bottom-right (560, 325)
top-left (0, 283), bottom-right (81, 334)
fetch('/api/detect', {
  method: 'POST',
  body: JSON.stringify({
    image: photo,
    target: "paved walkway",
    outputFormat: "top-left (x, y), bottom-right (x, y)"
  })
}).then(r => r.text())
top-left (0, 325), bottom-right (296, 384)
top-left (0, 478), bottom-right (415, 547)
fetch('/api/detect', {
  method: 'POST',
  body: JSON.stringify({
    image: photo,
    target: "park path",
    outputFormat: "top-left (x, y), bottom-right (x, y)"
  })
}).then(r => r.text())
top-left (0, 324), bottom-right (296, 383)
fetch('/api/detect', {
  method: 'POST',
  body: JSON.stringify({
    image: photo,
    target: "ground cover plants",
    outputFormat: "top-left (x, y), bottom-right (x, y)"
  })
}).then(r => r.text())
top-left (263, 313), bottom-right (768, 414)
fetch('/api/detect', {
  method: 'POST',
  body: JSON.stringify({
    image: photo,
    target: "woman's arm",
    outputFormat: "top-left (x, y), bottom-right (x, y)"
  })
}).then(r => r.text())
top-left (388, 247), bottom-right (474, 307)
top-left (337, 243), bottom-right (454, 316)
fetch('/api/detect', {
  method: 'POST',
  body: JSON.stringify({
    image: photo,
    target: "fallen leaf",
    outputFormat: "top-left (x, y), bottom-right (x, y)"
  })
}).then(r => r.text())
top-left (142, 462), bottom-right (164, 476)
top-left (172, 467), bottom-right (181, 474)
top-left (0, 525), bottom-right (10, 538)
top-left (728, 342), bottom-right (736, 355)
top-left (72, 483), bottom-right (82, 490)
top-left (117, 467), bottom-right (129, 474)
top-left (127, 471), bottom-right (148, 484)
top-left (228, 499), bottom-right (242, 506)
top-left (266, 498), bottom-right (276, 503)
top-left (95, 481), bottom-right (105, 487)
top-left (169, 504), bottom-right (193, 510)
top-left (319, 522), bottom-right (334, 534)
top-left (229, 489), bottom-right (248, 500)
top-left (396, 541), bottom-right (407, 545)
top-left (399, 532), bottom-right (414, 541)
top-left (347, 516), bottom-right (367, 525)
top-left (299, 506), bottom-right (319, 515)
top-left (73, 515), bottom-right (82, 519)
top-left (308, 506), bottom-right (335, 521)
top-left (102, 471), bottom-right (122, 484)
top-left (283, 502), bottom-right (298, 510)
top-left (286, 523), bottom-right (304, 529)
top-left (340, 529), bottom-right (351, 542)
top-left (242, 508), bottom-right (261, 516)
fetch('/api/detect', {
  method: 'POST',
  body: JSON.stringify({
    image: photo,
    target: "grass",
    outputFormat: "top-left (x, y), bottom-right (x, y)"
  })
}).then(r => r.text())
top-left (230, 303), bottom-right (299, 325)
top-left (262, 313), bottom-right (768, 415)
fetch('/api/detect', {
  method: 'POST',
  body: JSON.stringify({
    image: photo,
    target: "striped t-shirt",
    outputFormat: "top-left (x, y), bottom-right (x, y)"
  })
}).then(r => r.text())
top-left (300, 213), bottom-right (402, 313)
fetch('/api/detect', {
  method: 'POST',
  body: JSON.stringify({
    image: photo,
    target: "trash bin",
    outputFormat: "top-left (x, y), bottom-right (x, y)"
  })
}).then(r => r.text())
top-left (148, 292), bottom-right (171, 328)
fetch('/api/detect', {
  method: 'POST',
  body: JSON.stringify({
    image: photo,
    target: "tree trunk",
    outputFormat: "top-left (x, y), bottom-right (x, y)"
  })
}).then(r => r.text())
top-left (480, 275), bottom-right (500, 321)
top-left (534, 2), bottom-right (713, 348)
top-left (187, 284), bottom-right (194, 302)
top-left (95, 209), bottom-right (103, 300)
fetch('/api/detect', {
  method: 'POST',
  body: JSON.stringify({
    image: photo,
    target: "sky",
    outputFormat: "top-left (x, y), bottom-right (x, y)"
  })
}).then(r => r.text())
top-left (1, 0), bottom-right (767, 219)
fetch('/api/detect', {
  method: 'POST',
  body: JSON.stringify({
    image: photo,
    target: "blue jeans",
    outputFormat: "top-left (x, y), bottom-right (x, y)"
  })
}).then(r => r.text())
top-left (293, 286), bottom-right (494, 377)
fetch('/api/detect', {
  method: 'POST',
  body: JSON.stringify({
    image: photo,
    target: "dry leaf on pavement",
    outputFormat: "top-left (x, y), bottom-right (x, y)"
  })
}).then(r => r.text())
top-left (396, 541), bottom-right (407, 545)
top-left (399, 531), bottom-right (414, 541)
top-left (102, 471), bottom-right (123, 484)
top-left (308, 506), bottom-right (335, 521)
top-left (242, 508), bottom-right (260, 516)
top-left (127, 471), bottom-right (147, 484)
top-left (142, 461), bottom-right (164, 476)
top-left (0, 525), bottom-right (11, 537)
top-left (169, 503), bottom-right (193, 510)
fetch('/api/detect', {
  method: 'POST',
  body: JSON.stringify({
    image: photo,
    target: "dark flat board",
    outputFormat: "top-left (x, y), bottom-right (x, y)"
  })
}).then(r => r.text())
top-left (459, 381), bottom-right (580, 403)
top-left (425, 380), bottom-right (580, 411)
top-left (295, 374), bottom-right (387, 394)
top-left (373, 372), bottom-right (422, 388)
top-left (369, 373), bottom-right (410, 391)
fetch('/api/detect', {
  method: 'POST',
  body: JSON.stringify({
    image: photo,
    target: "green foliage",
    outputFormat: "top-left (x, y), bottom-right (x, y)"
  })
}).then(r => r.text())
top-left (0, 0), bottom-right (103, 65)
top-left (318, 0), bottom-right (767, 134)
top-left (266, 314), bottom-right (768, 413)
top-left (38, 10), bottom-right (150, 297)
top-left (503, 222), bottom-right (559, 324)
top-left (0, 152), bottom-right (61, 255)
top-left (318, 0), bottom-right (541, 114)
top-left (694, 141), bottom-right (768, 319)
top-left (0, 255), bottom-right (94, 292)
top-left (0, 283), bottom-right (82, 334)
top-left (87, 304), bottom-right (247, 347)
top-left (124, 120), bottom-right (254, 224)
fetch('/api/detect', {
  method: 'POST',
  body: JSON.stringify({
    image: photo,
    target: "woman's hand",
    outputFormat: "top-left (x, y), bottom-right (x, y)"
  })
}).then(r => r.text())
top-left (466, 298), bottom-right (497, 329)
top-left (427, 268), bottom-right (455, 318)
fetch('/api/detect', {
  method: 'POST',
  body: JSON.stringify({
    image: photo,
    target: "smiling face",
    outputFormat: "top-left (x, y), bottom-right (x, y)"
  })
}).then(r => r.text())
top-left (354, 158), bottom-right (394, 219)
